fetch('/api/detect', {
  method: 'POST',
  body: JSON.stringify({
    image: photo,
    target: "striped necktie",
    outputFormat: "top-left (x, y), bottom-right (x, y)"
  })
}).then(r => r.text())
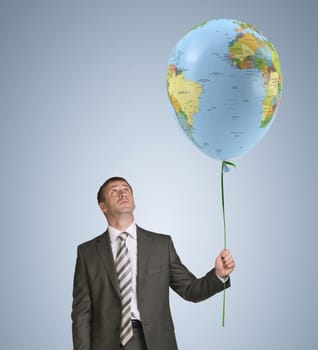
top-left (116, 232), bottom-right (133, 346)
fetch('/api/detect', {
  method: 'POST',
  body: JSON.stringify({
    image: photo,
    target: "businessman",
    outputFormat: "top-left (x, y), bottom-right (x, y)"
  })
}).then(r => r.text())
top-left (72, 177), bottom-right (235, 350)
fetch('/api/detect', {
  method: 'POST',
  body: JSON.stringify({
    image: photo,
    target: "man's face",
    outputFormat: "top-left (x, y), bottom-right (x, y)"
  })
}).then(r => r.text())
top-left (99, 180), bottom-right (136, 218)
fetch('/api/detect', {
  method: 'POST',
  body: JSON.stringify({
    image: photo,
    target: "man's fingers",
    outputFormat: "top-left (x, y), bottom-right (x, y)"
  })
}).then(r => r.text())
top-left (216, 249), bottom-right (235, 275)
top-left (221, 250), bottom-right (232, 262)
top-left (221, 252), bottom-right (235, 268)
top-left (221, 249), bottom-right (231, 258)
top-left (225, 261), bottom-right (235, 269)
top-left (223, 255), bottom-right (233, 264)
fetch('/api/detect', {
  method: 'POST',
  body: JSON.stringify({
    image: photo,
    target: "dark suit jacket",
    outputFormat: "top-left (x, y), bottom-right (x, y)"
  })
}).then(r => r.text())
top-left (72, 226), bottom-right (230, 350)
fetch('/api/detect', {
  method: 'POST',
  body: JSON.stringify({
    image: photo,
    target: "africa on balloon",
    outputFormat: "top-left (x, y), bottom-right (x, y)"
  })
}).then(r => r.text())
top-left (167, 19), bottom-right (282, 161)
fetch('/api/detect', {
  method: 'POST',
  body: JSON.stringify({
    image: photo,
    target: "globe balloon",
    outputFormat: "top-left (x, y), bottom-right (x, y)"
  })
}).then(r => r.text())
top-left (167, 19), bottom-right (282, 160)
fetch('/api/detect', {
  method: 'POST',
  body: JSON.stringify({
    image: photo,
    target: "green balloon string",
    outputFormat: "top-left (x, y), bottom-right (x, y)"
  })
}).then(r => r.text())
top-left (220, 160), bottom-right (236, 327)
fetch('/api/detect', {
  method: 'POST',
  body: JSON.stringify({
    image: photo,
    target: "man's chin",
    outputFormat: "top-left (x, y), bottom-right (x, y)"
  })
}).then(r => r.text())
top-left (117, 206), bottom-right (134, 214)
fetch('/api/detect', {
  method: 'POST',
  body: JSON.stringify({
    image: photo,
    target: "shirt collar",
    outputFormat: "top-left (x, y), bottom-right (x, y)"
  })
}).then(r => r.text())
top-left (108, 222), bottom-right (137, 244)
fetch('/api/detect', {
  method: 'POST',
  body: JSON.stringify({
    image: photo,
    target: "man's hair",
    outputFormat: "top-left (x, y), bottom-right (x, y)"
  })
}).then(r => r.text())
top-left (97, 176), bottom-right (133, 204)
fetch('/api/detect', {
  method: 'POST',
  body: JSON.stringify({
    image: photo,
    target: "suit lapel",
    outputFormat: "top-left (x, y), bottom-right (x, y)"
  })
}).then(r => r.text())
top-left (137, 226), bottom-right (153, 300)
top-left (95, 227), bottom-right (153, 301)
top-left (96, 230), bottom-right (121, 299)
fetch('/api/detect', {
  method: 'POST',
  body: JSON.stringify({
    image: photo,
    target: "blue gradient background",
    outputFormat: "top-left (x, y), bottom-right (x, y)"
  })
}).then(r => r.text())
top-left (1, 0), bottom-right (317, 349)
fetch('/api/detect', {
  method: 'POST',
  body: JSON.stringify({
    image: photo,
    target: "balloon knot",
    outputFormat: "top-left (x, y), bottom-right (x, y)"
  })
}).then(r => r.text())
top-left (222, 160), bottom-right (236, 173)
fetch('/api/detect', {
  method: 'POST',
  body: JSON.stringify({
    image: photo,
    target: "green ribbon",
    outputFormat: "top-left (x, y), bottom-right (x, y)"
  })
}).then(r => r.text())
top-left (221, 160), bottom-right (236, 327)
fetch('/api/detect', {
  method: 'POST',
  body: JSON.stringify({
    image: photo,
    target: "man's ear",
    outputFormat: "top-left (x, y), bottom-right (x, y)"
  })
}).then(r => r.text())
top-left (99, 202), bottom-right (107, 214)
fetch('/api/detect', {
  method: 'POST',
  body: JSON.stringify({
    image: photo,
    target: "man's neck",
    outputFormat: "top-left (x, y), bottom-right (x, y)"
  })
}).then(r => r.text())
top-left (107, 214), bottom-right (134, 232)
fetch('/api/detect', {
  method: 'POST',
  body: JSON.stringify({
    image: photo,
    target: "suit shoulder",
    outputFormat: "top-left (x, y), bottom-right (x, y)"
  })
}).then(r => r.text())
top-left (137, 226), bottom-right (172, 242)
top-left (76, 232), bottom-right (106, 251)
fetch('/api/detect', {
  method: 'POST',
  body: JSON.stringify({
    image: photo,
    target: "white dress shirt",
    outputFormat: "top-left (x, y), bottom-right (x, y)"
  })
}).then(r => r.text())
top-left (108, 222), bottom-right (140, 320)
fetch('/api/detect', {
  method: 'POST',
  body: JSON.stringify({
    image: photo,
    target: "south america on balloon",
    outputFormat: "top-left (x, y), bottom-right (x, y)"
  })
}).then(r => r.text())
top-left (167, 19), bottom-right (282, 326)
top-left (167, 19), bottom-right (282, 161)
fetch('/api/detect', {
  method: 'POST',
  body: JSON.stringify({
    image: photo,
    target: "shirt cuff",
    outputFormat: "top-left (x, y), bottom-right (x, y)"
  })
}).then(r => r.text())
top-left (215, 272), bottom-right (229, 283)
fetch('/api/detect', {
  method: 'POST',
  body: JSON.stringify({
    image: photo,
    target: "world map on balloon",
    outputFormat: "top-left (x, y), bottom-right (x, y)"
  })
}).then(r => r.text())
top-left (167, 19), bottom-right (282, 160)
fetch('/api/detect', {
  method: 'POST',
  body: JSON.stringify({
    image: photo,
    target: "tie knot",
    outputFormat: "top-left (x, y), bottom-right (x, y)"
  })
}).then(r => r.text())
top-left (118, 232), bottom-right (129, 242)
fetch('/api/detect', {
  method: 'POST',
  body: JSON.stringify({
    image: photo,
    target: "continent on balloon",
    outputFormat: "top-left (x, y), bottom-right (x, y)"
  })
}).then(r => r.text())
top-left (167, 19), bottom-right (283, 161)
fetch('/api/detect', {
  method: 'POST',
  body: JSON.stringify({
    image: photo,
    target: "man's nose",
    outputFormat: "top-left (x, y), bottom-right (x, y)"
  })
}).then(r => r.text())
top-left (119, 191), bottom-right (126, 198)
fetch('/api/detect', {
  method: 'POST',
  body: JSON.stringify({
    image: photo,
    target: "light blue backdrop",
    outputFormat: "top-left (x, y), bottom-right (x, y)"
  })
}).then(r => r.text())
top-left (1, 0), bottom-right (317, 349)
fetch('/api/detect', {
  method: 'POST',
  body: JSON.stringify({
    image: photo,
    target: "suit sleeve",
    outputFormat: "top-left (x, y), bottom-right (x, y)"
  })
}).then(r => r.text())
top-left (71, 246), bottom-right (92, 350)
top-left (168, 236), bottom-right (230, 302)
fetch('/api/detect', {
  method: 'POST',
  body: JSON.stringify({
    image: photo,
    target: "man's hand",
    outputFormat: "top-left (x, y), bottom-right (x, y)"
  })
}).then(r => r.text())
top-left (215, 249), bottom-right (235, 278)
